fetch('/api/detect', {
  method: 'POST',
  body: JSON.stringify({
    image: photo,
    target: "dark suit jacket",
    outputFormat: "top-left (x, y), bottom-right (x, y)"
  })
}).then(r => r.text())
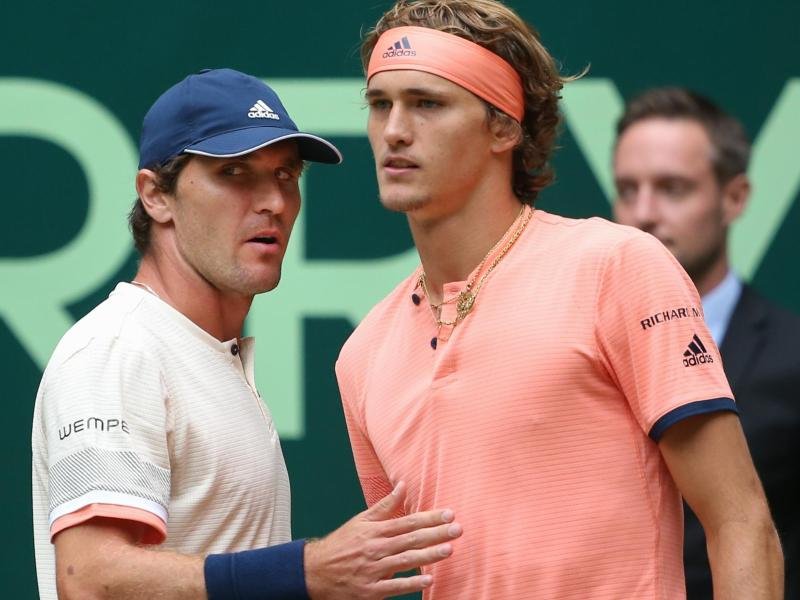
top-left (684, 284), bottom-right (800, 599)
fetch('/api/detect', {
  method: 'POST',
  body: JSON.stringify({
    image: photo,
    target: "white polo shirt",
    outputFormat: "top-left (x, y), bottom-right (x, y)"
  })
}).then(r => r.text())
top-left (32, 283), bottom-right (291, 600)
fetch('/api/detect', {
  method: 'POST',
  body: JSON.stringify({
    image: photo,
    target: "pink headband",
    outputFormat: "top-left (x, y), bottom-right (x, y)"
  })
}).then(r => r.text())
top-left (367, 26), bottom-right (525, 122)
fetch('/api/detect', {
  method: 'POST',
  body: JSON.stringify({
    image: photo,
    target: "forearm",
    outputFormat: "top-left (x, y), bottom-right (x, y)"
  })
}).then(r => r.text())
top-left (56, 540), bottom-right (206, 600)
top-left (706, 515), bottom-right (783, 599)
top-left (658, 414), bottom-right (784, 599)
top-left (56, 522), bottom-right (308, 600)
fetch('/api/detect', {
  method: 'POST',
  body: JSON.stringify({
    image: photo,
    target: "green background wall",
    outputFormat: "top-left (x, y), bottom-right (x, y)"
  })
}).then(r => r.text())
top-left (2, 1), bottom-right (798, 597)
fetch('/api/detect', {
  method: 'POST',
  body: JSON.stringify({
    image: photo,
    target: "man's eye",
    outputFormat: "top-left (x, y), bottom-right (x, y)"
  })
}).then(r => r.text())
top-left (222, 165), bottom-right (245, 176)
top-left (418, 99), bottom-right (440, 108)
top-left (368, 99), bottom-right (391, 110)
top-left (276, 168), bottom-right (297, 181)
top-left (662, 181), bottom-right (691, 197)
top-left (615, 183), bottom-right (636, 202)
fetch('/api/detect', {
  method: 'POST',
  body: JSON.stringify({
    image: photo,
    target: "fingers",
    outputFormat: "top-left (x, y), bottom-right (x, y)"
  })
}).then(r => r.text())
top-left (305, 481), bottom-right (463, 600)
top-left (372, 542), bottom-right (459, 597)
top-left (380, 542), bottom-right (455, 575)
top-left (356, 482), bottom-right (462, 596)
top-left (364, 482), bottom-right (457, 541)
top-left (379, 521), bottom-right (463, 560)
top-left (364, 481), bottom-right (407, 521)
top-left (374, 572), bottom-right (434, 598)
top-left (380, 506), bottom-right (456, 537)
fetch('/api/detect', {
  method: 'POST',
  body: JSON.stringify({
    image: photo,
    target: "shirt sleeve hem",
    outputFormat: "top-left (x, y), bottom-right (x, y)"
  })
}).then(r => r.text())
top-left (50, 503), bottom-right (167, 544)
top-left (649, 397), bottom-right (738, 441)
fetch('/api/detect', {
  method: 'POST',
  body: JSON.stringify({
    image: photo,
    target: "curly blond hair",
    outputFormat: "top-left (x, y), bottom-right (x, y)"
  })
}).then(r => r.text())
top-left (362, 0), bottom-right (578, 203)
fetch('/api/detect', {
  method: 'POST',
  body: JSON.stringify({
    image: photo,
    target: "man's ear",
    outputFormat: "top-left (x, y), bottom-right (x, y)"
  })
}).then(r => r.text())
top-left (489, 114), bottom-right (523, 155)
top-left (135, 169), bottom-right (174, 224)
top-left (721, 173), bottom-right (750, 227)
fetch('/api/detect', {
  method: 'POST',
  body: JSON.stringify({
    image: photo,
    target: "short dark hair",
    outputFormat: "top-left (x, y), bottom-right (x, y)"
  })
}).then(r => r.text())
top-left (128, 154), bottom-right (192, 255)
top-left (616, 87), bottom-right (750, 185)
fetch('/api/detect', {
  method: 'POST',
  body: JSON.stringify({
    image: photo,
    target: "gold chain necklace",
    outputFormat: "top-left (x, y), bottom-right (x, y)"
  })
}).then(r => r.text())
top-left (422, 210), bottom-right (516, 312)
top-left (418, 205), bottom-right (532, 328)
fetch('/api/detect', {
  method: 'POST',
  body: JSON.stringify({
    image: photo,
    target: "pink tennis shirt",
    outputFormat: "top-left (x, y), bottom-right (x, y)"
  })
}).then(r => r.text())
top-left (336, 209), bottom-right (735, 599)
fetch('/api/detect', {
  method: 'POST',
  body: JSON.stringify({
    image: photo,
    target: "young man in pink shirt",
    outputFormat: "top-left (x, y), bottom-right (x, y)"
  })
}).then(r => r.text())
top-left (335, 1), bottom-right (783, 598)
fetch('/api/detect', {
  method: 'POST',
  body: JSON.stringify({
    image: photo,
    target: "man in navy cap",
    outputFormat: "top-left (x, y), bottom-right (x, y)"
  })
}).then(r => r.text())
top-left (32, 68), bottom-right (461, 600)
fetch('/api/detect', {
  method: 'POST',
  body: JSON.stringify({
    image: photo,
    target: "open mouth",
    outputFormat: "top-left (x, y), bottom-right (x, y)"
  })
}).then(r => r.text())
top-left (385, 157), bottom-right (418, 169)
top-left (249, 236), bottom-right (277, 244)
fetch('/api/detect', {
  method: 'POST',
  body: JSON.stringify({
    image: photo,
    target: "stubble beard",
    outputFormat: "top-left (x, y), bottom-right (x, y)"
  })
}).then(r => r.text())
top-left (681, 239), bottom-right (725, 286)
top-left (195, 250), bottom-right (283, 298)
top-left (679, 202), bottom-right (729, 286)
top-left (378, 190), bottom-right (431, 214)
top-left (230, 262), bottom-right (282, 296)
top-left (175, 223), bottom-right (283, 299)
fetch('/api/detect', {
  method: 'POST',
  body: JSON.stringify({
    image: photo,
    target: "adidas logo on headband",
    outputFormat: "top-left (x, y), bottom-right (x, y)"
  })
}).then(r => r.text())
top-left (382, 36), bottom-right (416, 58)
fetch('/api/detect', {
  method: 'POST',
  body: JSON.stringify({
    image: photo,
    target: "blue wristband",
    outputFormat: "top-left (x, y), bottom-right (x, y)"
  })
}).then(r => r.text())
top-left (204, 539), bottom-right (309, 600)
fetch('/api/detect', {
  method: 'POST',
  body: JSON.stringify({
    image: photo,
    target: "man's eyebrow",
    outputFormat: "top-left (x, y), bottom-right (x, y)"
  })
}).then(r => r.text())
top-left (219, 152), bottom-right (304, 173)
top-left (403, 87), bottom-right (447, 97)
top-left (365, 87), bottom-right (447, 99)
top-left (271, 153), bottom-right (305, 174)
top-left (287, 157), bottom-right (306, 173)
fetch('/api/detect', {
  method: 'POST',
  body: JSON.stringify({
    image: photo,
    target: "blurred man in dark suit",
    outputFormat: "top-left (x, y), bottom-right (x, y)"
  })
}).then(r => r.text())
top-left (613, 86), bottom-right (800, 599)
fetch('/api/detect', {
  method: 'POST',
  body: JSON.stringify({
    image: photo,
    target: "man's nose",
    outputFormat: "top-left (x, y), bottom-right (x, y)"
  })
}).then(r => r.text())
top-left (630, 189), bottom-right (661, 230)
top-left (252, 179), bottom-right (290, 214)
top-left (383, 104), bottom-right (413, 147)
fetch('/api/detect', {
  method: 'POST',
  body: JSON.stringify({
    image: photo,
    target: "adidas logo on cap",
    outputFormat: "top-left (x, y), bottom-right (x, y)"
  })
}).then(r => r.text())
top-left (682, 333), bottom-right (714, 367)
top-left (248, 100), bottom-right (280, 120)
top-left (382, 36), bottom-right (416, 58)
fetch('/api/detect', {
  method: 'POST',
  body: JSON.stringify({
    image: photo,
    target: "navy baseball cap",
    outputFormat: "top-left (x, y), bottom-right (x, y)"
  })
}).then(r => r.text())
top-left (138, 68), bottom-right (342, 169)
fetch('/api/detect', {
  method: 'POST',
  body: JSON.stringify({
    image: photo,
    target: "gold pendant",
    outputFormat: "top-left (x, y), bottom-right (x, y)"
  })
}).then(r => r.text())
top-left (457, 291), bottom-right (476, 319)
